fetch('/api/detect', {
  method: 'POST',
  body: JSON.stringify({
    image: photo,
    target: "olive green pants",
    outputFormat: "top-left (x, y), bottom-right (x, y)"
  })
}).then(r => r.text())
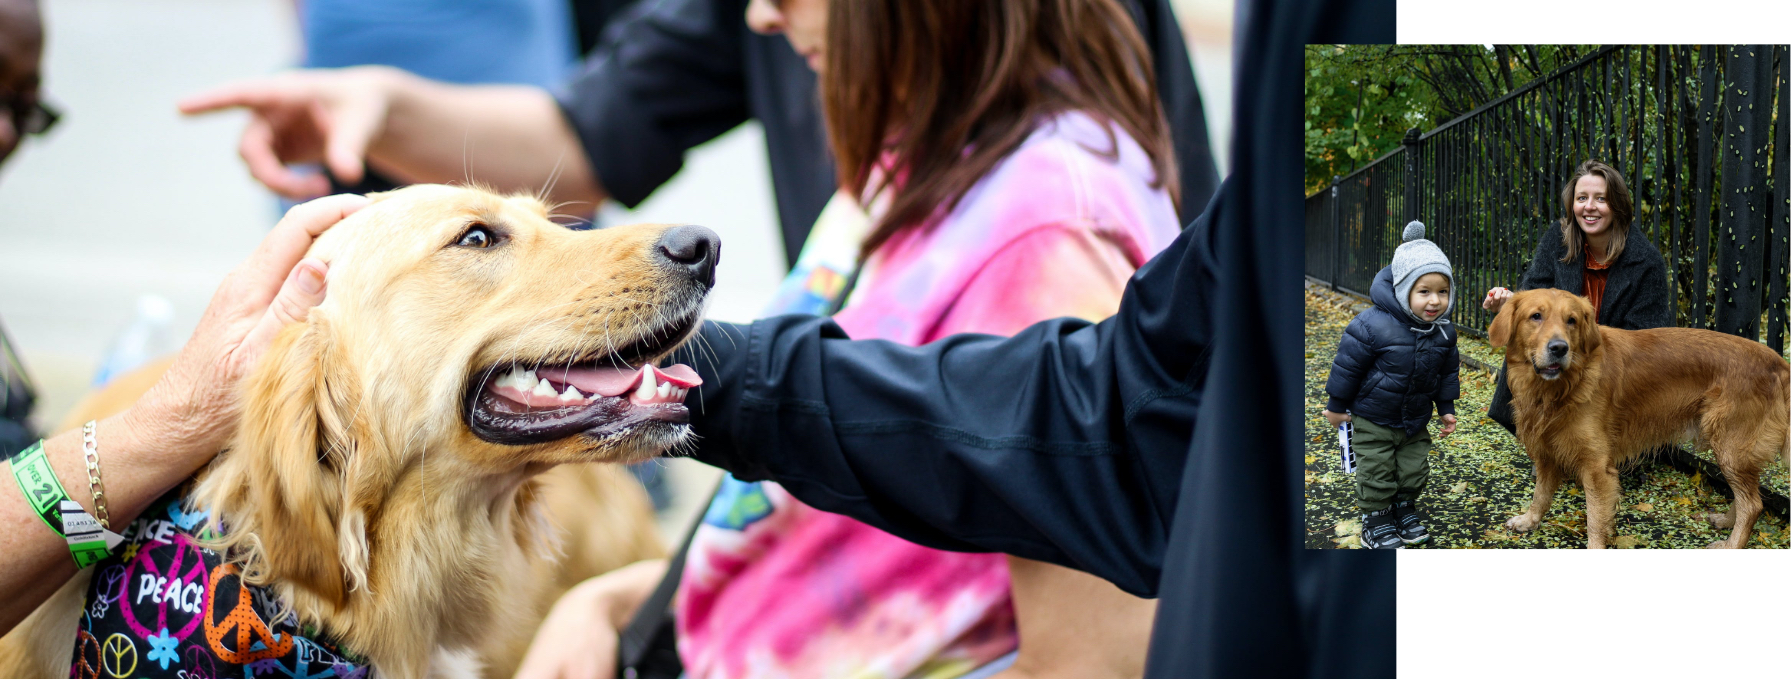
top-left (1352, 417), bottom-right (1431, 513)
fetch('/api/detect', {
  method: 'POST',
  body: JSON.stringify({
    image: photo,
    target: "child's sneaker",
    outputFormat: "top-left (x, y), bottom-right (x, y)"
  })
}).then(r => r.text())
top-left (1392, 499), bottom-right (1429, 545)
top-left (1360, 508), bottom-right (1403, 549)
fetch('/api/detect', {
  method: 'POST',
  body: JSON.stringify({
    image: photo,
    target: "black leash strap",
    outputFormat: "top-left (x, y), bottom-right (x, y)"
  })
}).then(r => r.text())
top-left (616, 483), bottom-right (716, 678)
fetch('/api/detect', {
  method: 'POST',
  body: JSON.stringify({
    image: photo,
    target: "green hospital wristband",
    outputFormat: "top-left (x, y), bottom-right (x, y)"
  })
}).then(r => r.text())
top-left (9, 441), bottom-right (118, 568)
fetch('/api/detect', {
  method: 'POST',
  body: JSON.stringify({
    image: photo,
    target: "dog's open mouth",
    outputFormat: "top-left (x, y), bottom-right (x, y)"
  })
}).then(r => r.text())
top-left (465, 310), bottom-right (704, 446)
top-left (1534, 362), bottom-right (1563, 379)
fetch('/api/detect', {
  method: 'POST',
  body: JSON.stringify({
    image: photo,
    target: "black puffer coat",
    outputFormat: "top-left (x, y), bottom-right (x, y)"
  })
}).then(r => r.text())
top-left (1325, 266), bottom-right (1460, 434)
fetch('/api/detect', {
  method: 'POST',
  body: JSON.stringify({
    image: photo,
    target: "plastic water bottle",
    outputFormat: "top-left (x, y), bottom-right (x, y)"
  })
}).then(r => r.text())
top-left (92, 295), bottom-right (176, 387)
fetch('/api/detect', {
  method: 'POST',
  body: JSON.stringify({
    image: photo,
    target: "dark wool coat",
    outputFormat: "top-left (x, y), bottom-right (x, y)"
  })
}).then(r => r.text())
top-left (1513, 220), bottom-right (1672, 330)
top-left (1324, 267), bottom-right (1461, 434)
top-left (1488, 220), bottom-right (1672, 426)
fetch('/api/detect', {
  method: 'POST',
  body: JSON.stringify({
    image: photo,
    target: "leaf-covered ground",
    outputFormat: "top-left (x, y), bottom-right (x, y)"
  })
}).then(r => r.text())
top-left (1303, 285), bottom-right (1789, 549)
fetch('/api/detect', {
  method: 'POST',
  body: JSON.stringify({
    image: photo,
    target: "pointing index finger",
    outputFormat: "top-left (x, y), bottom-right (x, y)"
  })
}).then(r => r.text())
top-left (178, 78), bottom-right (303, 116)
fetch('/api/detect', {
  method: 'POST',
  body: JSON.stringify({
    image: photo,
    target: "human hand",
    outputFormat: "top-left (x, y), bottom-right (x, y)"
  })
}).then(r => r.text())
top-left (1481, 287), bottom-right (1512, 313)
top-left (179, 67), bottom-right (402, 199)
top-left (1438, 413), bottom-right (1457, 436)
top-left (1321, 410), bottom-right (1351, 428)
top-left (121, 194), bottom-right (370, 476)
top-left (515, 559), bottom-right (668, 679)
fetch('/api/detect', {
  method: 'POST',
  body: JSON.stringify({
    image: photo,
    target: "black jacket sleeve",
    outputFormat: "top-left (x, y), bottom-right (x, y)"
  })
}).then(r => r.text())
top-left (1435, 341), bottom-right (1460, 417)
top-left (1611, 242), bottom-right (1672, 330)
top-left (683, 197), bottom-right (1219, 597)
top-left (553, 0), bottom-right (751, 208)
top-left (1518, 221), bottom-right (1562, 292)
top-left (1323, 315), bottom-right (1374, 414)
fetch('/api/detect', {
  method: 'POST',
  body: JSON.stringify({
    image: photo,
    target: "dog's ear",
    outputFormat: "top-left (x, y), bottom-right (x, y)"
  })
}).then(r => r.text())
top-left (1575, 296), bottom-right (1602, 355)
top-left (194, 319), bottom-right (356, 606)
top-left (1488, 296), bottom-right (1516, 348)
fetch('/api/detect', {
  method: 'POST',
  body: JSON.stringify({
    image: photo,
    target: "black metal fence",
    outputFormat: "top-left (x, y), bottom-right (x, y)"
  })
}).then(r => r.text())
top-left (1305, 45), bottom-right (1790, 354)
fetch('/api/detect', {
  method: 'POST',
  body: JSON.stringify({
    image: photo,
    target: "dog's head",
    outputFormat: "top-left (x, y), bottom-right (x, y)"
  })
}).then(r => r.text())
top-left (194, 184), bottom-right (716, 606)
top-left (1487, 288), bottom-right (1600, 381)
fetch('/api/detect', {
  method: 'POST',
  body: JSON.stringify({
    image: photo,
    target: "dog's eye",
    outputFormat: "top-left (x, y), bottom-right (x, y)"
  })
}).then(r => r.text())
top-left (455, 225), bottom-right (497, 249)
top-left (1530, 312), bottom-right (1542, 321)
top-left (1567, 316), bottom-right (1576, 325)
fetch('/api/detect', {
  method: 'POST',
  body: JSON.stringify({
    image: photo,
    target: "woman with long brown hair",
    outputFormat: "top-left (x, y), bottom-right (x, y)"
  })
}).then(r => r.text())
top-left (518, 0), bottom-right (1188, 676)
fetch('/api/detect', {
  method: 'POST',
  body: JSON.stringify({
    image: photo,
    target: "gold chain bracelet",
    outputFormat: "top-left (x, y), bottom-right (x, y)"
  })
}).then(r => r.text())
top-left (80, 420), bottom-right (112, 531)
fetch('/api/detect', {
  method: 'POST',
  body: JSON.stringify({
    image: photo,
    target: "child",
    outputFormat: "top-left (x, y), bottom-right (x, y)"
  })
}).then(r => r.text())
top-left (1321, 221), bottom-right (1460, 549)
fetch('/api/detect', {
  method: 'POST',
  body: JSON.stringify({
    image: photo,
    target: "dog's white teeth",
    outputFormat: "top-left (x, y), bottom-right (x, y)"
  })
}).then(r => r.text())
top-left (559, 384), bottom-right (584, 401)
top-left (657, 382), bottom-right (672, 399)
top-left (497, 367), bottom-right (529, 391)
top-left (635, 369), bottom-right (657, 400)
top-left (533, 378), bottom-right (558, 398)
top-left (675, 387), bottom-right (688, 401)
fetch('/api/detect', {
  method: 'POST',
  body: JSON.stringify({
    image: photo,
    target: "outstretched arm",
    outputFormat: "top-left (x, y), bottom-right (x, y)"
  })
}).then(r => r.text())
top-left (681, 199), bottom-right (1218, 597)
top-left (181, 69), bottom-right (600, 205)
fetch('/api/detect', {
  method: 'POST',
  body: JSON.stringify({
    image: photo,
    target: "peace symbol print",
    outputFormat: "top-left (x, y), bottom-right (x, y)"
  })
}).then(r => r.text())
top-left (101, 633), bottom-right (137, 678)
top-left (121, 532), bottom-right (210, 641)
top-left (204, 563), bottom-right (294, 664)
top-left (73, 629), bottom-right (100, 679)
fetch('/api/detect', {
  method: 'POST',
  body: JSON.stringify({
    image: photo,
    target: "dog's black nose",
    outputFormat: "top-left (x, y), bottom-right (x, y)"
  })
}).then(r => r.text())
top-left (1546, 338), bottom-right (1568, 358)
top-left (655, 225), bottom-right (720, 289)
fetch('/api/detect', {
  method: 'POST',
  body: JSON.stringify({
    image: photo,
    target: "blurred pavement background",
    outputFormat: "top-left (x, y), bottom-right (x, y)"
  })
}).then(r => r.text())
top-left (0, 0), bottom-right (1231, 537)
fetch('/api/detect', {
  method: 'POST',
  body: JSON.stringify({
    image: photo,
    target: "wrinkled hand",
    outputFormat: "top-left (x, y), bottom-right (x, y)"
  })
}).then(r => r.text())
top-left (1321, 410), bottom-right (1351, 428)
top-left (180, 67), bottom-right (400, 199)
top-left (1438, 413), bottom-right (1457, 436)
top-left (1481, 287), bottom-right (1512, 313)
top-left (122, 194), bottom-right (369, 474)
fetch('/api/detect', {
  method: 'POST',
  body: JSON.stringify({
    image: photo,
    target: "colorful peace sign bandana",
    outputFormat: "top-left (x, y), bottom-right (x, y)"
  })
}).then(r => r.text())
top-left (70, 491), bottom-right (370, 679)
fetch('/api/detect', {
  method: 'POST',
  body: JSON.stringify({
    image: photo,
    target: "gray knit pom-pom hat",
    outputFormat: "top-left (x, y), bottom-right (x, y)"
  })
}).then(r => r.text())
top-left (1390, 220), bottom-right (1454, 324)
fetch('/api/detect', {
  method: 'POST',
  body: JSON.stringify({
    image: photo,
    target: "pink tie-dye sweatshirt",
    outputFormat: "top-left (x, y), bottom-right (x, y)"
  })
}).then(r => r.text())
top-left (675, 111), bottom-right (1182, 678)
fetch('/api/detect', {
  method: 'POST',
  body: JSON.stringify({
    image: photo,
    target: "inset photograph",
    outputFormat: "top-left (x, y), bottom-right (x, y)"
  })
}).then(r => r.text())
top-left (1301, 44), bottom-right (1789, 549)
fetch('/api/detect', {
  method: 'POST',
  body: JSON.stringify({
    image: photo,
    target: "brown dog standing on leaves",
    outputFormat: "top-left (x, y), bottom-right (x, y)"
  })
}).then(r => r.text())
top-left (1489, 288), bottom-right (1789, 548)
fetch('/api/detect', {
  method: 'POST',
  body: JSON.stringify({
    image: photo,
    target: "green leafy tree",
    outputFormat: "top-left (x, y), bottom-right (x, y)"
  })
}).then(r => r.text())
top-left (1305, 45), bottom-right (1599, 194)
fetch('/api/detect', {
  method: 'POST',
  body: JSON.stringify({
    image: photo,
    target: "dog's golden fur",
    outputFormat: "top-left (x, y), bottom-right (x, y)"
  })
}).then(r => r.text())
top-left (1, 185), bottom-right (693, 676)
top-left (1489, 288), bottom-right (1790, 548)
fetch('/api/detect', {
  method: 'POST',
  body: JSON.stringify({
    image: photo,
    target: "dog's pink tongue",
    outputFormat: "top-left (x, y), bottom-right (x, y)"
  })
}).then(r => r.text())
top-left (545, 364), bottom-right (703, 397)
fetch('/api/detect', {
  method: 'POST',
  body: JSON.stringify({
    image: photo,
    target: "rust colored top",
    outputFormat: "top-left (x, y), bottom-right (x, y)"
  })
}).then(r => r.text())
top-left (1583, 243), bottom-right (1611, 322)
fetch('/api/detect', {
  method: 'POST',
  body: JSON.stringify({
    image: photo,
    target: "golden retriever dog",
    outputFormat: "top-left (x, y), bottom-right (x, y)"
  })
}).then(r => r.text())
top-left (1489, 288), bottom-right (1790, 549)
top-left (0, 184), bottom-right (713, 675)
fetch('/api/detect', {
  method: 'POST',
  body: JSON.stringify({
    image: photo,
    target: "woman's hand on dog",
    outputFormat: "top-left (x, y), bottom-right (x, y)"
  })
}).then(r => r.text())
top-left (1321, 410), bottom-right (1351, 428)
top-left (125, 194), bottom-right (368, 480)
top-left (515, 558), bottom-right (668, 679)
top-left (1482, 287), bottom-right (1513, 313)
top-left (0, 195), bottom-right (364, 634)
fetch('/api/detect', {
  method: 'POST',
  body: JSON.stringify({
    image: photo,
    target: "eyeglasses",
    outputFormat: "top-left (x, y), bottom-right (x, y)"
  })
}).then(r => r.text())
top-left (1, 91), bottom-right (59, 136)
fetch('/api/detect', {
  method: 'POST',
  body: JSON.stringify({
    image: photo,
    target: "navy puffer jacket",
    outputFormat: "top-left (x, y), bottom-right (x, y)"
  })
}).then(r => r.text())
top-left (1325, 266), bottom-right (1459, 434)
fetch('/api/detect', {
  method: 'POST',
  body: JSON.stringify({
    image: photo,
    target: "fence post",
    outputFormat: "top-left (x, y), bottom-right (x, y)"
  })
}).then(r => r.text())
top-left (1403, 128), bottom-right (1423, 223)
top-left (1330, 177), bottom-right (1341, 292)
top-left (1715, 46), bottom-right (1770, 340)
